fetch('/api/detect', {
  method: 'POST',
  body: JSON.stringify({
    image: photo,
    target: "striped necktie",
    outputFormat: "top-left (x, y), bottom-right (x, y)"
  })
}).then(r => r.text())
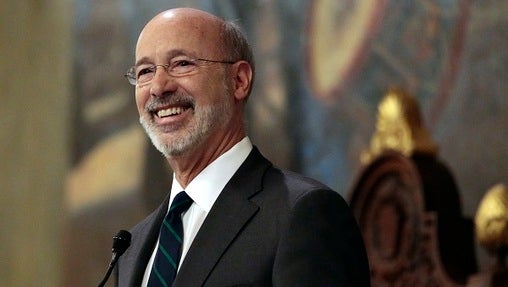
top-left (148, 191), bottom-right (193, 287)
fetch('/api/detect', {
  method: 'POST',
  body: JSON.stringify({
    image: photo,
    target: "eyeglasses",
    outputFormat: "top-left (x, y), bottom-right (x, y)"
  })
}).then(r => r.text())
top-left (125, 57), bottom-right (236, 86)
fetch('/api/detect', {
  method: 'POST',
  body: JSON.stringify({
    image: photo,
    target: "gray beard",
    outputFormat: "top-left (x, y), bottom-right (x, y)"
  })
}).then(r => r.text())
top-left (140, 96), bottom-right (233, 158)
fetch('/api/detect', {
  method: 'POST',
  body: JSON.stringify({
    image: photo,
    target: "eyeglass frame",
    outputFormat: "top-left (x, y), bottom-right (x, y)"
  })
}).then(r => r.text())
top-left (124, 57), bottom-right (237, 86)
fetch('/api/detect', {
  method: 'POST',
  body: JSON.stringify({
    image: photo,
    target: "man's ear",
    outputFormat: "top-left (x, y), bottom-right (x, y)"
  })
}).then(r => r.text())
top-left (232, 61), bottom-right (253, 101)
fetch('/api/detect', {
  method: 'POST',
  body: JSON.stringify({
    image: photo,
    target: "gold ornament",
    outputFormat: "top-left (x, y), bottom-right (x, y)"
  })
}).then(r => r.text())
top-left (361, 87), bottom-right (438, 164)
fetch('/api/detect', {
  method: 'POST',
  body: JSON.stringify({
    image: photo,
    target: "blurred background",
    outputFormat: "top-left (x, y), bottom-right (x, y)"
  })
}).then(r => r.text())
top-left (1, 0), bottom-right (507, 286)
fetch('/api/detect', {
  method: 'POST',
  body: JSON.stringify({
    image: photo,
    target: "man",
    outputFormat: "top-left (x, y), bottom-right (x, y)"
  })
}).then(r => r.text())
top-left (117, 7), bottom-right (370, 287)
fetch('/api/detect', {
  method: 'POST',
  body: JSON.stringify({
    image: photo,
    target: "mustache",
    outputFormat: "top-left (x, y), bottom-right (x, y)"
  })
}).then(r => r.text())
top-left (145, 92), bottom-right (195, 113)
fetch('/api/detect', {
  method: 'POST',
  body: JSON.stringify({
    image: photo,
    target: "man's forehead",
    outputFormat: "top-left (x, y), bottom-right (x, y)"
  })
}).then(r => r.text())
top-left (136, 30), bottom-right (221, 63)
top-left (135, 9), bottom-right (224, 60)
top-left (136, 23), bottom-right (217, 50)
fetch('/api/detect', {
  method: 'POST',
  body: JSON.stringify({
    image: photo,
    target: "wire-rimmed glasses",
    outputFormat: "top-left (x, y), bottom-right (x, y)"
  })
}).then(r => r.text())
top-left (124, 57), bottom-right (236, 86)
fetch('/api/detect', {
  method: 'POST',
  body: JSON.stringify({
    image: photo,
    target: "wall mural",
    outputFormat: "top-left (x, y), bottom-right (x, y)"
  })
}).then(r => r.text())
top-left (64, 0), bottom-right (508, 286)
top-left (302, 0), bottom-right (469, 193)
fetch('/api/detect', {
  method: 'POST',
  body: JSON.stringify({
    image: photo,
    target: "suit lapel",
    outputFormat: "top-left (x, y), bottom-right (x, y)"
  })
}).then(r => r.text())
top-left (173, 147), bottom-right (271, 287)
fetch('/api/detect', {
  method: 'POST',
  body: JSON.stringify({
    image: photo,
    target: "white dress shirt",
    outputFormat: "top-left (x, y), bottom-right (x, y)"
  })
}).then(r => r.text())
top-left (141, 137), bottom-right (253, 286)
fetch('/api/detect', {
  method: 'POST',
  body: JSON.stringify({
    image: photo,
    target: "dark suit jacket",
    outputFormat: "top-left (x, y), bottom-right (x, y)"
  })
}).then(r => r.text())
top-left (116, 147), bottom-right (370, 287)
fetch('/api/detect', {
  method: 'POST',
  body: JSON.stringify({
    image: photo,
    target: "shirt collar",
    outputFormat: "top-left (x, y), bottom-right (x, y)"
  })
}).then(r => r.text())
top-left (170, 137), bottom-right (253, 212)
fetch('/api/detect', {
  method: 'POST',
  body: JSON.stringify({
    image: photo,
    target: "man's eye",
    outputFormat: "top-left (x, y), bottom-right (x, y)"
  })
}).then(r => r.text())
top-left (174, 60), bottom-right (194, 67)
top-left (137, 67), bottom-right (154, 77)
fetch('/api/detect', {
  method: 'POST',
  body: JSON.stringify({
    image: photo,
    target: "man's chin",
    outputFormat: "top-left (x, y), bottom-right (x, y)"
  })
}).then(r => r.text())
top-left (149, 134), bottom-right (184, 156)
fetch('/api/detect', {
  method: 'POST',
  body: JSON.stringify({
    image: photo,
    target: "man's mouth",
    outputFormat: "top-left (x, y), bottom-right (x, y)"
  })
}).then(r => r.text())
top-left (156, 106), bottom-right (190, 118)
top-left (146, 94), bottom-right (195, 120)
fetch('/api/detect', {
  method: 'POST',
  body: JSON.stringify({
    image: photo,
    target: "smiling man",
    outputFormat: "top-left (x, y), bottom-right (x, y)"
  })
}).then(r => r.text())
top-left (116, 7), bottom-right (370, 287)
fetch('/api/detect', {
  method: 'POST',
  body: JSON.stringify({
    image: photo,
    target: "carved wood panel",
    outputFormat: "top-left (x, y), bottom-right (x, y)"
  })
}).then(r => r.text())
top-left (349, 151), bottom-right (463, 287)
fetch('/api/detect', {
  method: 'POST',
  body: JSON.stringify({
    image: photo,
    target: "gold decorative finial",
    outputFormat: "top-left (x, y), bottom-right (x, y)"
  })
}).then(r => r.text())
top-left (361, 87), bottom-right (438, 164)
top-left (475, 183), bottom-right (508, 254)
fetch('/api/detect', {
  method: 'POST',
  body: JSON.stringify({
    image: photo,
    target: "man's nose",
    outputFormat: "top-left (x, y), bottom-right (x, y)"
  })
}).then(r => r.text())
top-left (150, 66), bottom-right (177, 97)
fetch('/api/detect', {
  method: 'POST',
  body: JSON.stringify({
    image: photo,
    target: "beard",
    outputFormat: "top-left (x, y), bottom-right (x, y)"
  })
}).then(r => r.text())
top-left (140, 85), bottom-right (233, 158)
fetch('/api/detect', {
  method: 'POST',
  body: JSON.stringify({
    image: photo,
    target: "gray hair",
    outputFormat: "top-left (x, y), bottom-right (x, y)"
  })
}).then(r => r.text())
top-left (220, 21), bottom-right (255, 97)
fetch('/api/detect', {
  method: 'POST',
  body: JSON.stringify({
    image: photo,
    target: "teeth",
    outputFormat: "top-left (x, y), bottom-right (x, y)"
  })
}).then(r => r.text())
top-left (157, 107), bottom-right (185, 118)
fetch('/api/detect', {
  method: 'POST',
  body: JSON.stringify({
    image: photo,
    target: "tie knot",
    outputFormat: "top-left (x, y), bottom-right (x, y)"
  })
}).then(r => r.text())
top-left (170, 191), bottom-right (193, 215)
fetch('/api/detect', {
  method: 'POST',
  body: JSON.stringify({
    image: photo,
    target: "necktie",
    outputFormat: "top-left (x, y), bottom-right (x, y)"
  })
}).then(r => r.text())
top-left (148, 191), bottom-right (193, 287)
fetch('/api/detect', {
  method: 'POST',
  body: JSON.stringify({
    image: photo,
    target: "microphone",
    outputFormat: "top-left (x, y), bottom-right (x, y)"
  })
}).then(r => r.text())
top-left (97, 230), bottom-right (132, 287)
